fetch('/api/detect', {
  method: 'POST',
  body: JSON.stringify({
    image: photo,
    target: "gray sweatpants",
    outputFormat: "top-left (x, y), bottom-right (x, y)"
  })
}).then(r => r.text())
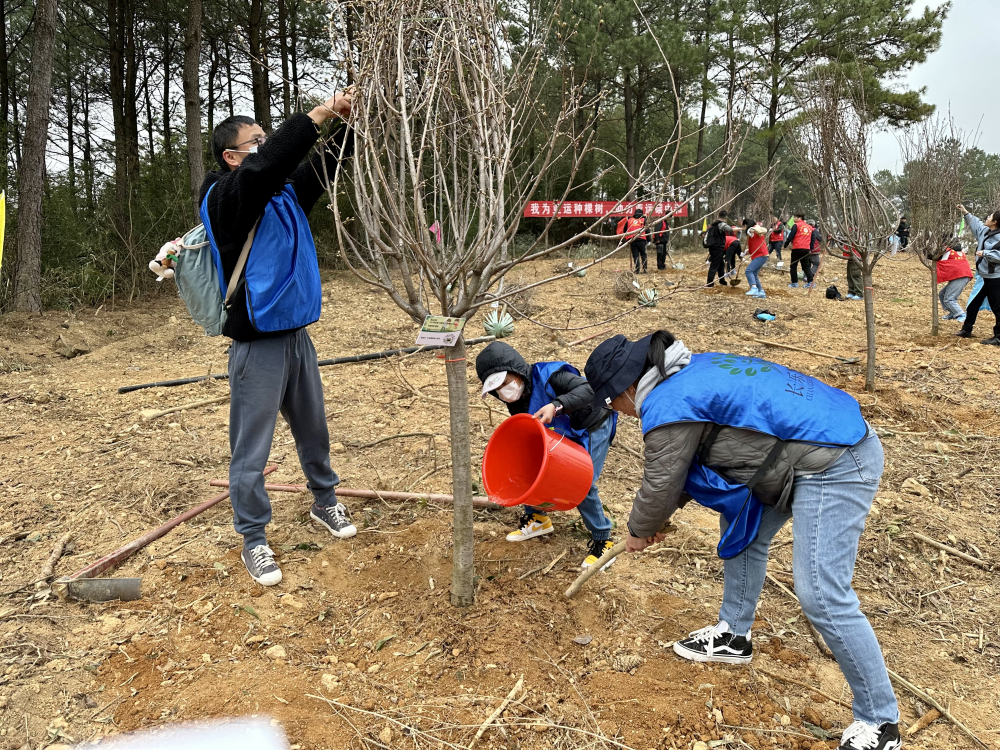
top-left (228, 328), bottom-right (340, 549)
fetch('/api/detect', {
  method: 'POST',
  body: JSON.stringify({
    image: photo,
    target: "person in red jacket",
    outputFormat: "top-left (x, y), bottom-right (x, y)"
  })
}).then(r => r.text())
top-left (742, 218), bottom-right (769, 298)
top-left (723, 229), bottom-right (742, 281)
top-left (783, 212), bottom-right (814, 287)
top-left (768, 217), bottom-right (785, 262)
top-left (937, 238), bottom-right (974, 322)
top-left (617, 208), bottom-right (649, 273)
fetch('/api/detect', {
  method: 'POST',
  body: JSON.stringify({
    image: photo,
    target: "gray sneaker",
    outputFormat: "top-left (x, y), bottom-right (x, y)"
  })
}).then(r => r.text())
top-left (310, 502), bottom-right (357, 539)
top-left (242, 544), bottom-right (282, 586)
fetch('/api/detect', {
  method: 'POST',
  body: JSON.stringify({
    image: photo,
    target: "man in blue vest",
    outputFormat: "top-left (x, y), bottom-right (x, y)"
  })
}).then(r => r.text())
top-left (475, 342), bottom-right (617, 570)
top-left (584, 331), bottom-right (901, 750)
top-left (200, 93), bottom-right (355, 587)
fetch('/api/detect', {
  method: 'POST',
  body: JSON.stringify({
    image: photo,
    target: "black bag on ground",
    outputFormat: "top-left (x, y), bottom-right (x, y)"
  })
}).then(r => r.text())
top-left (826, 284), bottom-right (843, 300)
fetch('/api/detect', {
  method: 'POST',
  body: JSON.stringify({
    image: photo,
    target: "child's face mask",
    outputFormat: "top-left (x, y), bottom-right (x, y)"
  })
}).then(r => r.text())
top-left (497, 380), bottom-right (524, 402)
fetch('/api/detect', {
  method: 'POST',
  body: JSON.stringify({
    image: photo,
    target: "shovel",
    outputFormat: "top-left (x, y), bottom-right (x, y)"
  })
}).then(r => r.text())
top-left (754, 338), bottom-right (861, 364)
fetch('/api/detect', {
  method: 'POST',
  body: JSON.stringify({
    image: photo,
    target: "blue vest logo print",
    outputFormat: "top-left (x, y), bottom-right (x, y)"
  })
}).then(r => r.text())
top-left (640, 354), bottom-right (867, 558)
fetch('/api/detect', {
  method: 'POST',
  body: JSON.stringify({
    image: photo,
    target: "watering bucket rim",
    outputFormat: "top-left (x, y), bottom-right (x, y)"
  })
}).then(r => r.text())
top-left (483, 413), bottom-right (552, 507)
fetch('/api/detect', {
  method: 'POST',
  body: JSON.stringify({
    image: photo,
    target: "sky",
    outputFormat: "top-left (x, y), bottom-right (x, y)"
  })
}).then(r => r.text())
top-left (869, 0), bottom-right (998, 174)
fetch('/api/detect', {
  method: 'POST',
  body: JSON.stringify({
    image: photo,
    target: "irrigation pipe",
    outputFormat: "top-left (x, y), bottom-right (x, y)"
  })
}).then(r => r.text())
top-left (118, 336), bottom-right (498, 393)
top-left (207, 479), bottom-right (500, 509)
top-left (54, 466), bottom-right (277, 586)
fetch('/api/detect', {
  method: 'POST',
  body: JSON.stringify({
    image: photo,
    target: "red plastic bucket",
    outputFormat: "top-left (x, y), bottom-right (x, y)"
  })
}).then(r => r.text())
top-left (481, 413), bottom-right (594, 511)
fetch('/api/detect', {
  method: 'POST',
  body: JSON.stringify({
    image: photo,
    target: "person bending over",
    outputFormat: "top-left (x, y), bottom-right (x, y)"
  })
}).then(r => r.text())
top-left (584, 331), bottom-right (901, 750)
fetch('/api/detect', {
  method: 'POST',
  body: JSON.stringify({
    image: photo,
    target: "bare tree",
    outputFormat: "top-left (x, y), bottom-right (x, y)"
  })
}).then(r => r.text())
top-left (13, 0), bottom-right (60, 311)
top-left (901, 116), bottom-right (968, 336)
top-left (790, 70), bottom-right (899, 392)
top-left (325, 0), bottom-right (745, 606)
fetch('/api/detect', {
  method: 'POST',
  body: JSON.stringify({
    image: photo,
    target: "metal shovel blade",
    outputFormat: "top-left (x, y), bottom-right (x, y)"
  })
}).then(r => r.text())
top-left (63, 577), bottom-right (143, 602)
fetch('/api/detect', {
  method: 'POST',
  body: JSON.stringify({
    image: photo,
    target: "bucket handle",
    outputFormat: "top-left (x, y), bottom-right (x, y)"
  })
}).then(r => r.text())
top-left (548, 432), bottom-right (566, 453)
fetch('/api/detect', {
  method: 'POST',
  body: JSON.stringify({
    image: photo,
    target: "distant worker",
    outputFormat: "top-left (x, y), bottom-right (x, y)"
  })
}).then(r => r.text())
top-left (831, 234), bottom-right (864, 301)
top-left (741, 218), bottom-right (769, 299)
top-left (618, 207), bottom-right (648, 274)
top-left (783, 212), bottom-right (814, 288)
top-left (955, 204), bottom-right (1000, 344)
top-left (704, 210), bottom-right (733, 286)
top-left (896, 216), bottom-right (910, 250)
top-left (723, 228), bottom-right (742, 282)
top-left (805, 220), bottom-right (824, 289)
top-left (651, 217), bottom-right (672, 270)
top-left (935, 237), bottom-right (972, 322)
top-left (768, 216), bottom-right (785, 263)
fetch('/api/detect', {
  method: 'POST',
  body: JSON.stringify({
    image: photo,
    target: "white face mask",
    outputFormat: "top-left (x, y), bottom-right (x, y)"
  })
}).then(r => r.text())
top-left (497, 380), bottom-right (524, 402)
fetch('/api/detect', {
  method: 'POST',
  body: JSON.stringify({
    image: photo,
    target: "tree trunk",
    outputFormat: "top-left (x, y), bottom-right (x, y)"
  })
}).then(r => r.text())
top-left (248, 0), bottom-right (271, 130)
top-left (65, 56), bottom-right (75, 202)
top-left (183, 0), bottom-right (204, 218)
top-left (82, 73), bottom-right (94, 209)
top-left (623, 69), bottom-right (635, 194)
top-left (930, 261), bottom-right (939, 336)
top-left (290, 0), bottom-right (299, 94)
top-left (277, 0), bottom-right (290, 118)
top-left (13, 0), bottom-right (59, 312)
top-left (223, 35), bottom-right (234, 117)
top-left (109, 0), bottom-right (140, 266)
top-left (862, 260), bottom-right (877, 392)
top-left (10, 58), bottom-right (20, 169)
top-left (142, 52), bottom-right (154, 155)
top-left (445, 335), bottom-right (475, 607)
top-left (0, 0), bottom-right (9, 191)
top-left (162, 28), bottom-right (172, 156)
top-left (207, 36), bottom-right (218, 134)
top-left (766, 12), bottom-right (781, 165)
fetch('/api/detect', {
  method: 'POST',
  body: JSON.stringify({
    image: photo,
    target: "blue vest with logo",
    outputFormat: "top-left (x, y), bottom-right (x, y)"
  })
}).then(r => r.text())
top-left (201, 183), bottom-right (323, 333)
top-left (640, 354), bottom-right (866, 558)
top-left (640, 353), bottom-right (866, 446)
top-left (528, 362), bottom-right (617, 455)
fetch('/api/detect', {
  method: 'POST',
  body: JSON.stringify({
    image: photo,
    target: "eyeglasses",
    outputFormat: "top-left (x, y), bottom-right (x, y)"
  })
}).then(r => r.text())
top-left (227, 135), bottom-right (267, 151)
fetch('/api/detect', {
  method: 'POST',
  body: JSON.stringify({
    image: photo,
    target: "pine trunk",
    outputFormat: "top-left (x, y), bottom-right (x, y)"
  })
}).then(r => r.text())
top-left (445, 335), bottom-right (475, 607)
top-left (183, 0), bottom-right (204, 218)
top-left (623, 69), bottom-right (635, 194)
top-left (930, 261), bottom-right (939, 336)
top-left (13, 0), bottom-right (59, 312)
top-left (248, 0), bottom-right (271, 130)
top-left (862, 261), bottom-right (877, 392)
top-left (0, 0), bottom-right (9, 191)
top-left (162, 29), bottom-right (171, 155)
top-left (277, 0), bottom-right (290, 118)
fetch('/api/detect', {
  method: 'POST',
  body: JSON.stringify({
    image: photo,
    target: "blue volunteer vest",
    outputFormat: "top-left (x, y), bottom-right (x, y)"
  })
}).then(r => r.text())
top-left (201, 183), bottom-right (323, 333)
top-left (527, 362), bottom-right (617, 455)
top-left (640, 353), bottom-right (867, 557)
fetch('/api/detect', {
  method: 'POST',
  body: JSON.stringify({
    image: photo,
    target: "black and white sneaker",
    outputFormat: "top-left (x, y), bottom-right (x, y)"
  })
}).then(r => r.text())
top-left (310, 502), bottom-right (357, 539)
top-left (838, 721), bottom-right (901, 750)
top-left (242, 544), bottom-right (282, 586)
top-left (672, 621), bottom-right (752, 664)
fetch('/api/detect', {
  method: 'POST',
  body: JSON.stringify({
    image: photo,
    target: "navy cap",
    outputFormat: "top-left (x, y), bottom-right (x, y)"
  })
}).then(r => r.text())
top-left (584, 334), bottom-right (652, 407)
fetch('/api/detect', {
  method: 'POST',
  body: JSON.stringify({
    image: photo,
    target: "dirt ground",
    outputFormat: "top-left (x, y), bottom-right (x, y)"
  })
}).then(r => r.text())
top-left (1, 247), bottom-right (998, 750)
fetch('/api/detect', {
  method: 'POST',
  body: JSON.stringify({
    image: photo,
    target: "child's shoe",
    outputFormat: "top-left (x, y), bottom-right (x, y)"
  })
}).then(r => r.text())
top-left (506, 512), bottom-right (553, 541)
top-left (581, 539), bottom-right (616, 570)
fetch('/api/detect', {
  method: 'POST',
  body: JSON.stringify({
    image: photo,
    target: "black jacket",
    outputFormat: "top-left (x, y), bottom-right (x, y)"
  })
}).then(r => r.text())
top-left (475, 341), bottom-right (611, 432)
top-left (198, 113), bottom-right (354, 342)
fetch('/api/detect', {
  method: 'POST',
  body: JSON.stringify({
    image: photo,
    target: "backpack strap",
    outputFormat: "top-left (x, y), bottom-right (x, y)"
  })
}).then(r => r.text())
top-left (224, 217), bottom-right (261, 308)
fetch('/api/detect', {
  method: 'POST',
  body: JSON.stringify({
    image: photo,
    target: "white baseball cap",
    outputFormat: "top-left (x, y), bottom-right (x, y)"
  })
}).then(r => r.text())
top-left (481, 371), bottom-right (507, 398)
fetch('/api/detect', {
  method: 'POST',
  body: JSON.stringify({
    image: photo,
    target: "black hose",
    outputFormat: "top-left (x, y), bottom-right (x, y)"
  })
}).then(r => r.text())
top-left (118, 335), bottom-right (497, 393)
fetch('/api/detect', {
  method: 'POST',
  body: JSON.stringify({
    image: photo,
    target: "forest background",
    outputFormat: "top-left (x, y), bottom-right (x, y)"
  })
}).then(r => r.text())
top-left (2, 0), bottom-right (999, 312)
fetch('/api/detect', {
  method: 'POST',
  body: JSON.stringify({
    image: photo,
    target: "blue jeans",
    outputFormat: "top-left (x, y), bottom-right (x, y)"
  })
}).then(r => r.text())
top-left (745, 256), bottom-right (767, 290)
top-left (527, 415), bottom-right (614, 540)
top-left (938, 277), bottom-right (969, 318)
top-left (717, 429), bottom-right (898, 726)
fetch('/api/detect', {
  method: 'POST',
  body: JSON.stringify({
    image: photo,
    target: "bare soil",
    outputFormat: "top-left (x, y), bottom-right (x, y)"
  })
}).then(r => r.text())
top-left (1, 249), bottom-right (998, 750)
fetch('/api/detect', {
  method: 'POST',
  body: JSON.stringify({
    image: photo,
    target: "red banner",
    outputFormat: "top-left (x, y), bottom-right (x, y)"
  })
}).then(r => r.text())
top-left (522, 200), bottom-right (688, 219)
